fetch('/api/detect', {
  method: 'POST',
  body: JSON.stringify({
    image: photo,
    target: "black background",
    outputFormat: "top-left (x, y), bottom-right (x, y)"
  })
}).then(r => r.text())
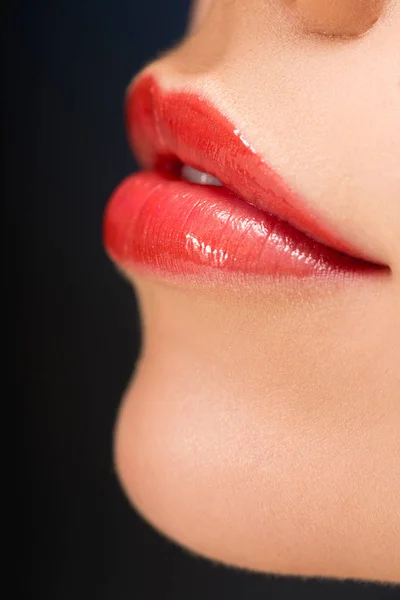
top-left (5, 1), bottom-right (398, 597)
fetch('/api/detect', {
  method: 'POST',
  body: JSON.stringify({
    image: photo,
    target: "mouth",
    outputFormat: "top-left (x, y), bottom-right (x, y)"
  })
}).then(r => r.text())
top-left (104, 74), bottom-right (384, 284)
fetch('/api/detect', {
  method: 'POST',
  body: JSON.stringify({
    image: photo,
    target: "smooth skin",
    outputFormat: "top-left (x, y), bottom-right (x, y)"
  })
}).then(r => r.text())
top-left (114, 0), bottom-right (400, 584)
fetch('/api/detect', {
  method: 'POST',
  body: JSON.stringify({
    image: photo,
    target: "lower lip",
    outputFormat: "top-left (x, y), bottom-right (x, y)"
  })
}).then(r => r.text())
top-left (104, 171), bottom-right (374, 283)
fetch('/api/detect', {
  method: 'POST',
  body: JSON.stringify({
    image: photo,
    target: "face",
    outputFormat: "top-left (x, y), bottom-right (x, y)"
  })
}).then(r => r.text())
top-left (105, 0), bottom-right (400, 584)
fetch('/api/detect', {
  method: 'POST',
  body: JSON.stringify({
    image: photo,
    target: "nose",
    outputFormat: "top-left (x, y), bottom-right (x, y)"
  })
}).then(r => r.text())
top-left (282, 0), bottom-right (387, 37)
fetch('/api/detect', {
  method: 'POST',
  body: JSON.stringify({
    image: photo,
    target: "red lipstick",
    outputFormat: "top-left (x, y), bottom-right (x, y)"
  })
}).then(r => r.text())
top-left (104, 74), bottom-right (377, 283)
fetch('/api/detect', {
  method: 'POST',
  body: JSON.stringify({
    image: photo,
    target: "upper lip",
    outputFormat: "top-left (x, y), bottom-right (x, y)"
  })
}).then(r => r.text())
top-left (125, 73), bottom-right (378, 264)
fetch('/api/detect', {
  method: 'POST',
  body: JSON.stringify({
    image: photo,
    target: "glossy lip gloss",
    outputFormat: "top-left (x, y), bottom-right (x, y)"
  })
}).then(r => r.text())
top-left (104, 74), bottom-right (381, 284)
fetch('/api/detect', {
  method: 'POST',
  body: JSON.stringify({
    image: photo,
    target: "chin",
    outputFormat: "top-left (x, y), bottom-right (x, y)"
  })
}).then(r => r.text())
top-left (113, 278), bottom-right (400, 585)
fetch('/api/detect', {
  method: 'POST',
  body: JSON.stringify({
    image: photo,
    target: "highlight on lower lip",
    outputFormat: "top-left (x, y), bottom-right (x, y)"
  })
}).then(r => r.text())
top-left (104, 171), bottom-right (376, 282)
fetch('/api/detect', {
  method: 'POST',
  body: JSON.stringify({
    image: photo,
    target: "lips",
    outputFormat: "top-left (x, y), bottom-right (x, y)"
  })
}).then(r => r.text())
top-left (104, 74), bottom-right (379, 283)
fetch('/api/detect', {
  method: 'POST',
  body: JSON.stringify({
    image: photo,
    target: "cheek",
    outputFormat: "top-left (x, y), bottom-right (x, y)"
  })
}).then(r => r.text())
top-left (114, 280), bottom-right (400, 582)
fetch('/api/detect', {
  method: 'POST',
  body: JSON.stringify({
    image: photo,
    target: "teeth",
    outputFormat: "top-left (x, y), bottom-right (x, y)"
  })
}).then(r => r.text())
top-left (181, 164), bottom-right (223, 186)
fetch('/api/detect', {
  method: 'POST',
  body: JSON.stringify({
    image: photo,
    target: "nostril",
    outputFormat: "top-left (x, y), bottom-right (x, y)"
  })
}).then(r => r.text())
top-left (282, 0), bottom-right (387, 38)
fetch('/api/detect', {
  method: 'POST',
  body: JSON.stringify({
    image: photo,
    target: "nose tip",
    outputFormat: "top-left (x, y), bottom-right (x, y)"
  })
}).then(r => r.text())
top-left (282, 0), bottom-right (387, 37)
